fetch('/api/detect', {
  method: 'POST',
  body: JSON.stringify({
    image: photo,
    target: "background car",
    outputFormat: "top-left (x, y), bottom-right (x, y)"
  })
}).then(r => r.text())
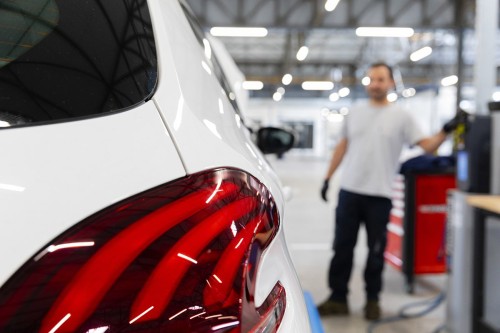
top-left (0, 0), bottom-right (311, 332)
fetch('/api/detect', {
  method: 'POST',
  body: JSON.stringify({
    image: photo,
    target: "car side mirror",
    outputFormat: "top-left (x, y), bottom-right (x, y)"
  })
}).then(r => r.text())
top-left (256, 127), bottom-right (295, 155)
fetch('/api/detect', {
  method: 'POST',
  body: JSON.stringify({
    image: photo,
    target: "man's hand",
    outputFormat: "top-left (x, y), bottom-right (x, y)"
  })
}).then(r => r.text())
top-left (442, 108), bottom-right (468, 133)
top-left (321, 180), bottom-right (329, 202)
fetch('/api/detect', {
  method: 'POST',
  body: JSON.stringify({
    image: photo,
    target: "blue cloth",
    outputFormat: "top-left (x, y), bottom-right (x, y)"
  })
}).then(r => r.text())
top-left (303, 291), bottom-right (325, 333)
top-left (399, 154), bottom-right (455, 174)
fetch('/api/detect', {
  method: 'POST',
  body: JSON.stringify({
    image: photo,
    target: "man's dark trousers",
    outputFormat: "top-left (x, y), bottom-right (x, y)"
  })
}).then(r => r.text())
top-left (328, 189), bottom-right (392, 302)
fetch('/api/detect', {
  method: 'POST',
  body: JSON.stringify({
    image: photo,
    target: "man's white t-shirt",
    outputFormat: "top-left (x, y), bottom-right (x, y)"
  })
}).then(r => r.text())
top-left (339, 101), bottom-right (425, 199)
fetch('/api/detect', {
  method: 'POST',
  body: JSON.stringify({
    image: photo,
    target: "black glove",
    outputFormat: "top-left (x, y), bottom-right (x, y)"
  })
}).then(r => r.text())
top-left (321, 180), bottom-right (329, 202)
top-left (442, 108), bottom-right (468, 133)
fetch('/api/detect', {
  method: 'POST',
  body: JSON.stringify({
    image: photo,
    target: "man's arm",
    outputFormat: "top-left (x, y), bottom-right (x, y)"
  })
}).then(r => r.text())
top-left (325, 137), bottom-right (348, 180)
top-left (418, 109), bottom-right (467, 153)
top-left (321, 138), bottom-right (348, 201)
top-left (417, 130), bottom-right (448, 154)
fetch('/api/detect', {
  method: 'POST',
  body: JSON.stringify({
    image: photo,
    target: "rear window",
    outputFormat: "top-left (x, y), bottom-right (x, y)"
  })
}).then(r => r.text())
top-left (0, 0), bottom-right (157, 128)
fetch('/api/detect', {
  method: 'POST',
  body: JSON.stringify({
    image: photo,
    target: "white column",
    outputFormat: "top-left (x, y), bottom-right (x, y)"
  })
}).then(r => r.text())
top-left (473, 0), bottom-right (499, 114)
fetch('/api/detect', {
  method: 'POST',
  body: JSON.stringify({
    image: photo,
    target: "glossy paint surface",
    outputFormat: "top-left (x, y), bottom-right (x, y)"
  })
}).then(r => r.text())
top-left (0, 104), bottom-right (185, 286)
top-left (0, 0), bottom-right (311, 331)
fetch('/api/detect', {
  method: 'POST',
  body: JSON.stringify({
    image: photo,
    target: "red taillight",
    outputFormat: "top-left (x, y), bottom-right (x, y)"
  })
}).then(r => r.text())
top-left (0, 169), bottom-right (286, 332)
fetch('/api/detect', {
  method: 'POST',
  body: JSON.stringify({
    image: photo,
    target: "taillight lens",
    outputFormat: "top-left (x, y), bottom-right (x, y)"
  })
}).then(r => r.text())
top-left (0, 169), bottom-right (286, 332)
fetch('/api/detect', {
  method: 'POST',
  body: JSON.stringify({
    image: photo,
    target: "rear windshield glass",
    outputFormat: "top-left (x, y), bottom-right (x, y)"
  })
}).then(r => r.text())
top-left (0, 0), bottom-right (157, 128)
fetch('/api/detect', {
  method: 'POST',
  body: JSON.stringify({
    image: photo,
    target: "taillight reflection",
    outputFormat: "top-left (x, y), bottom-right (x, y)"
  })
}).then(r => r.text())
top-left (0, 169), bottom-right (285, 332)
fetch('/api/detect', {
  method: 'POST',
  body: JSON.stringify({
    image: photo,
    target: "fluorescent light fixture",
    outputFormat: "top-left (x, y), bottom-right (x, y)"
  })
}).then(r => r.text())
top-left (242, 81), bottom-right (264, 90)
top-left (329, 92), bottom-right (339, 102)
top-left (362, 76), bottom-right (370, 86)
top-left (410, 46), bottom-right (432, 62)
top-left (296, 46), bottom-right (309, 61)
top-left (402, 88), bottom-right (416, 98)
top-left (459, 100), bottom-right (475, 111)
top-left (325, 0), bottom-right (340, 12)
top-left (339, 87), bottom-right (350, 97)
top-left (302, 81), bottom-right (334, 91)
top-left (273, 92), bottom-right (283, 101)
top-left (282, 73), bottom-right (293, 85)
top-left (387, 92), bottom-right (398, 102)
top-left (441, 75), bottom-right (458, 87)
top-left (356, 27), bottom-right (414, 38)
top-left (210, 27), bottom-right (268, 37)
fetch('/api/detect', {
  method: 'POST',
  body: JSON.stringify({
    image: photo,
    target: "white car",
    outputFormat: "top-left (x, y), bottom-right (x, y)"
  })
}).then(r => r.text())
top-left (0, 0), bottom-right (310, 332)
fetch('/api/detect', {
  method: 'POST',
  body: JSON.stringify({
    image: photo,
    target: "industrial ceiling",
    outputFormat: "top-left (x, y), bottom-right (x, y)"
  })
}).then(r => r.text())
top-left (185, 0), bottom-right (485, 99)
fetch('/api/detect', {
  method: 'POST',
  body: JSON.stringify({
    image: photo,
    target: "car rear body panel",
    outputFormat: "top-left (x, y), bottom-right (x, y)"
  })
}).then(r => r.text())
top-left (0, 103), bottom-right (185, 286)
top-left (148, 0), bottom-right (285, 207)
top-left (0, 0), bottom-right (312, 331)
top-left (148, 1), bottom-right (311, 331)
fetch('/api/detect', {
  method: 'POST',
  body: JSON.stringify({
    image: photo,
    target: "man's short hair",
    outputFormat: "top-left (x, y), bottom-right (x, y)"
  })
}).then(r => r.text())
top-left (369, 62), bottom-right (394, 81)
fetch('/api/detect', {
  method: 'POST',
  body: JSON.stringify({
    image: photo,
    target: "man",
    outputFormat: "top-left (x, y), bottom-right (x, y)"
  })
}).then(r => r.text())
top-left (317, 62), bottom-right (457, 320)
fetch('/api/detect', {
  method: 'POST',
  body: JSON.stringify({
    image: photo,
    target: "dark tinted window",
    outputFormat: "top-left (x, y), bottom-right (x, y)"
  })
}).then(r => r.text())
top-left (0, 0), bottom-right (157, 128)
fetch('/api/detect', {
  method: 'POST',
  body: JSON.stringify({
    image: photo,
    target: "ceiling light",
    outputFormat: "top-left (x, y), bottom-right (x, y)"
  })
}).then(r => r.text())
top-left (210, 27), bottom-right (268, 37)
top-left (410, 46), bottom-right (432, 62)
top-left (302, 81), bottom-right (334, 91)
top-left (325, 0), bottom-right (340, 12)
top-left (339, 87), bottom-right (350, 97)
top-left (296, 46), bottom-right (309, 61)
top-left (329, 92), bottom-right (339, 102)
top-left (402, 88), bottom-right (416, 98)
top-left (282, 74), bottom-right (293, 85)
top-left (356, 27), bottom-right (414, 38)
top-left (441, 75), bottom-right (458, 87)
top-left (492, 92), bottom-right (500, 101)
top-left (459, 100), bottom-right (475, 111)
top-left (277, 87), bottom-right (285, 94)
top-left (362, 76), bottom-right (370, 86)
top-left (242, 81), bottom-right (264, 90)
top-left (387, 92), bottom-right (398, 102)
top-left (273, 92), bottom-right (283, 102)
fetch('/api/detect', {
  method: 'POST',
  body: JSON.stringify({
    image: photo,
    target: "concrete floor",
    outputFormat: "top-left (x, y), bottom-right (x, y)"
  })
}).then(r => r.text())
top-left (268, 154), bottom-right (448, 333)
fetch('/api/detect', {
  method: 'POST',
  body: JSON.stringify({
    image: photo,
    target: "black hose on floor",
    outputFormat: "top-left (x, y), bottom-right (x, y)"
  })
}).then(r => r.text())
top-left (366, 292), bottom-right (446, 333)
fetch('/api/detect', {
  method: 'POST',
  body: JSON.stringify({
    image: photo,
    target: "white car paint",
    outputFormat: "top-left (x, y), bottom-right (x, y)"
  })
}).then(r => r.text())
top-left (149, 0), bottom-right (286, 208)
top-left (149, 2), bottom-right (310, 330)
top-left (0, 0), bottom-right (311, 331)
top-left (0, 104), bottom-right (185, 286)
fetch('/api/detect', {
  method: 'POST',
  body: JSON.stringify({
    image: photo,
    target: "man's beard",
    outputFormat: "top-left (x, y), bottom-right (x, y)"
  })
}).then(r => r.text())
top-left (368, 89), bottom-right (387, 101)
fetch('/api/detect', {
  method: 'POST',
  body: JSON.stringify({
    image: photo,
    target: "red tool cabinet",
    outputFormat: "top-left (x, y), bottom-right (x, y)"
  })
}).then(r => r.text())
top-left (384, 171), bottom-right (456, 293)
